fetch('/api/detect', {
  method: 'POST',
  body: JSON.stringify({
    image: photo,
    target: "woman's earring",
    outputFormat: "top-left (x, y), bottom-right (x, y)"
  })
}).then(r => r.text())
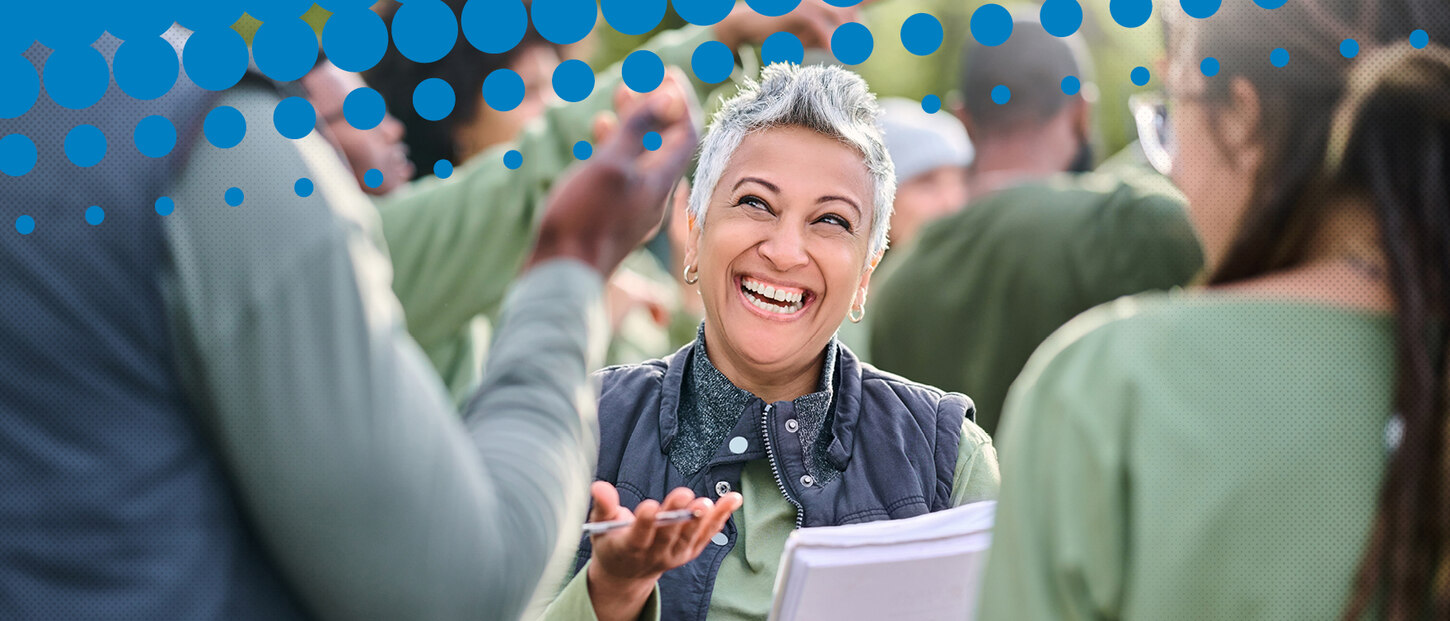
top-left (683, 264), bottom-right (699, 285)
top-left (848, 305), bottom-right (865, 323)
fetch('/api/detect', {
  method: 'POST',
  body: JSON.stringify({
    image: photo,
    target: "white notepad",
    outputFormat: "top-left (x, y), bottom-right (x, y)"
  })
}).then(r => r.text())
top-left (768, 501), bottom-right (996, 621)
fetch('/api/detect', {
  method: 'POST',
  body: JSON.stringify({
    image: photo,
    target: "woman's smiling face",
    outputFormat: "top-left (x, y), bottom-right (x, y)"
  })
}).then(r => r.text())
top-left (686, 125), bottom-right (876, 381)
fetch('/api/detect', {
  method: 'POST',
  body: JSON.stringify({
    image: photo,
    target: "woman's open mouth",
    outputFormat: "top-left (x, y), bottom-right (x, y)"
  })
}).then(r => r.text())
top-left (737, 275), bottom-right (811, 318)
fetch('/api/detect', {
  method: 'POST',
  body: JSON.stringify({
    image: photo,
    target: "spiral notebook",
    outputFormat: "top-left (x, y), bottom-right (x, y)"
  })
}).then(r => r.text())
top-left (767, 501), bottom-right (996, 621)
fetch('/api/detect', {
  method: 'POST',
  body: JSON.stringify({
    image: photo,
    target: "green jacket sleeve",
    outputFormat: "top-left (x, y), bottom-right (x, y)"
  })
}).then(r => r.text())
top-left (375, 24), bottom-right (722, 354)
top-left (949, 419), bottom-right (1001, 506)
top-left (539, 559), bottom-right (664, 621)
top-left (976, 307), bottom-right (1137, 621)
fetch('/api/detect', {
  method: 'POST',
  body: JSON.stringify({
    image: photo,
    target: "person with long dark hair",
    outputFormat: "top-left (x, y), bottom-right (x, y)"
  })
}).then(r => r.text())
top-left (978, 0), bottom-right (1450, 619)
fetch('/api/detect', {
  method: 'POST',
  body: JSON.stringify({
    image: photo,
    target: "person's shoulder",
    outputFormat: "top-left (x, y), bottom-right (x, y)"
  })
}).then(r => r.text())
top-left (857, 357), bottom-right (974, 420)
top-left (595, 343), bottom-right (690, 394)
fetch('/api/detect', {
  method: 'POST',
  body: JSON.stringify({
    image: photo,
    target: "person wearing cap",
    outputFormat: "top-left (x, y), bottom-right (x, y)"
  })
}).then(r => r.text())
top-left (834, 97), bottom-right (973, 361)
top-left (868, 17), bottom-right (1203, 435)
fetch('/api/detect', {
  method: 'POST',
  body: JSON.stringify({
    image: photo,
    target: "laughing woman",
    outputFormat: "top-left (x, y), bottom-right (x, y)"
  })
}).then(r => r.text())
top-left (542, 64), bottom-right (1000, 621)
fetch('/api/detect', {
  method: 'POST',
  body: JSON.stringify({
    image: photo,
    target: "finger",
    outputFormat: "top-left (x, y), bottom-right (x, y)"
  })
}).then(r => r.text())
top-left (592, 111), bottom-right (618, 145)
top-left (648, 488), bottom-right (698, 555)
top-left (596, 103), bottom-right (661, 162)
top-left (637, 117), bottom-right (698, 197)
top-left (590, 481), bottom-right (622, 522)
top-left (690, 492), bottom-right (742, 553)
top-left (626, 499), bottom-right (661, 550)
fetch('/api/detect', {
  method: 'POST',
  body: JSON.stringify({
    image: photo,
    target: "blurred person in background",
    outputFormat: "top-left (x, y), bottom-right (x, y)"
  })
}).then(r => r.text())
top-left (0, 28), bottom-right (706, 620)
top-left (869, 17), bottom-right (1203, 435)
top-left (835, 96), bottom-right (973, 362)
top-left (979, 0), bottom-right (1450, 619)
top-left (542, 64), bottom-right (999, 621)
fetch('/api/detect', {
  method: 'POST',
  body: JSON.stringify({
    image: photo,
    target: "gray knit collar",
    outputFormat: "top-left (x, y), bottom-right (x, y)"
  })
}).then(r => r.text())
top-left (670, 323), bottom-right (840, 482)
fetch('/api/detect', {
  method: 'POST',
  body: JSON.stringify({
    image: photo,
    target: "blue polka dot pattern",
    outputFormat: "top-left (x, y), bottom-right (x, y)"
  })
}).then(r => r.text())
top-left (531, 0), bottom-right (597, 45)
top-left (273, 97), bottom-right (316, 140)
top-left (15, 215), bottom-right (35, 235)
top-left (182, 27), bottom-right (249, 92)
top-left (483, 68), bottom-right (526, 111)
top-left (1410, 29), bottom-right (1429, 49)
top-left (343, 87), bottom-right (386, 130)
top-left (1340, 38), bottom-right (1359, 58)
top-left (830, 22), bottom-right (873, 65)
top-left (435, 159), bottom-right (454, 178)
top-left (64, 124), bottom-right (107, 168)
top-left (295, 177), bottom-right (314, 197)
top-left (225, 187), bottom-right (245, 206)
top-left (921, 94), bottom-right (941, 113)
top-left (1180, 0), bottom-right (1221, 19)
top-left (323, 8), bottom-right (389, 72)
top-left (623, 50), bottom-right (665, 92)
top-left (364, 168), bottom-right (383, 189)
top-left (1109, 0), bottom-right (1152, 28)
top-left (463, 0), bottom-right (527, 53)
top-left (413, 78), bottom-right (456, 121)
top-left (573, 140), bottom-right (592, 160)
top-left (1061, 75), bottom-right (1081, 95)
top-left (746, 0), bottom-right (801, 18)
top-left (1130, 66), bottom-right (1151, 86)
top-left (85, 205), bottom-right (104, 225)
top-left (204, 106), bottom-right (247, 149)
top-left (552, 59), bottom-right (596, 102)
top-left (43, 46), bottom-right (110, 110)
top-left (762, 31), bottom-right (804, 65)
top-left (603, 0), bottom-right (666, 35)
top-left (1038, 0), bottom-right (1082, 38)
top-left (0, 54), bottom-right (39, 119)
top-left (1271, 47), bottom-right (1290, 67)
top-left (970, 5), bottom-right (1013, 47)
top-left (391, 0), bottom-right (459, 63)
top-left (643, 131), bottom-right (662, 151)
top-left (0, 133), bottom-right (37, 176)
top-left (1201, 57), bottom-right (1220, 77)
top-left (504, 149), bottom-right (523, 169)
top-left (692, 41), bottom-right (734, 84)
top-left (673, 0), bottom-right (733, 26)
top-left (252, 18), bottom-right (319, 82)
top-left (991, 85), bottom-right (1011, 104)
top-left (134, 115), bottom-right (177, 158)
top-left (113, 36), bottom-right (179, 101)
top-left (155, 196), bottom-right (175, 216)
top-left (901, 13), bottom-right (944, 56)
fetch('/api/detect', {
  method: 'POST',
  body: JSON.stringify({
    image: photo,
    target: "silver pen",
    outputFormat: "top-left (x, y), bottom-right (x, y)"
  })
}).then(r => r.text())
top-left (581, 509), bottom-right (702, 536)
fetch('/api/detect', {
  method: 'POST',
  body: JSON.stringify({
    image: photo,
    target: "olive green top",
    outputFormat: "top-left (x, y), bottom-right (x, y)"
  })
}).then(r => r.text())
top-left (979, 293), bottom-right (1395, 621)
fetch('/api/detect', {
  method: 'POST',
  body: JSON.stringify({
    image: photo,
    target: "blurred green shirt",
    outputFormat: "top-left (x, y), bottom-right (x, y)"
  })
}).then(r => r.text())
top-left (980, 294), bottom-right (1394, 621)
top-left (868, 171), bottom-right (1203, 435)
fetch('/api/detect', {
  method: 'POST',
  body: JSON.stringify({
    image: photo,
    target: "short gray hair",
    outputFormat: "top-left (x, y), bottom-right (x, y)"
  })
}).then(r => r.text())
top-left (688, 63), bottom-right (896, 259)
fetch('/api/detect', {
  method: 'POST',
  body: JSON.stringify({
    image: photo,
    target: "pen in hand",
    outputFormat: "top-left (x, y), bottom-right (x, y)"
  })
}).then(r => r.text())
top-left (582, 508), bottom-right (703, 536)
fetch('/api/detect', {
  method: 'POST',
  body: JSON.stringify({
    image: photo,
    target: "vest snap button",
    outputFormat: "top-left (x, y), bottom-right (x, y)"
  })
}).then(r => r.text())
top-left (715, 481), bottom-right (732, 496)
top-left (729, 436), bottom-right (748, 454)
top-left (785, 419), bottom-right (799, 433)
top-left (799, 474), bottom-right (814, 487)
top-left (711, 532), bottom-right (729, 546)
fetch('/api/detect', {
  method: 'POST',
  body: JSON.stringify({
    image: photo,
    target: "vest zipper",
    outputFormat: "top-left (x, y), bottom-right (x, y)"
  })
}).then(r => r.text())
top-left (761, 403), bottom-right (805, 529)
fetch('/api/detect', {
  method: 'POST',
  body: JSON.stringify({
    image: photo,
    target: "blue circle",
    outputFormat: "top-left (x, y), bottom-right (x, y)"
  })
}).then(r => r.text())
top-left (1109, 0), bottom-right (1152, 28)
top-left (830, 22), bottom-right (873, 65)
top-left (483, 68), bottom-right (526, 111)
top-left (463, 0), bottom-right (527, 53)
top-left (225, 187), bottom-right (244, 206)
top-left (623, 50), bottom-right (665, 92)
top-left (253, 18), bottom-right (318, 82)
top-left (1180, 0), bottom-right (1221, 19)
top-left (1253, 0), bottom-right (1286, 8)
top-left (970, 4), bottom-right (1014, 47)
top-left (364, 168), bottom-right (383, 189)
top-left (134, 115), bottom-right (177, 158)
top-left (762, 31), bottom-right (804, 65)
top-left (1270, 47), bottom-right (1289, 67)
top-left (643, 131), bottom-right (662, 151)
top-left (1411, 29), bottom-right (1429, 49)
top-left (745, 0), bottom-right (801, 18)
top-left (531, 0), bottom-right (597, 45)
top-left (603, 0), bottom-right (666, 35)
top-left (1130, 66), bottom-right (1151, 86)
top-left (573, 140), bottom-right (592, 160)
top-left (901, 13), bottom-right (944, 56)
top-left (921, 94), bottom-right (941, 113)
top-left (343, 87), bottom-right (386, 130)
top-left (672, 0), bottom-right (733, 26)
top-left (991, 85), bottom-right (1011, 104)
top-left (413, 78), bottom-right (456, 121)
top-left (552, 59), bottom-right (596, 102)
top-left (65, 124), bottom-right (107, 167)
top-left (183, 27), bottom-right (249, 92)
top-left (1038, 0), bottom-right (1083, 38)
top-left (1, 134), bottom-right (38, 177)
top-left (317, 0), bottom-right (374, 10)
top-left (247, 0), bottom-right (313, 22)
top-left (113, 36), bottom-right (179, 101)
top-left (107, 0), bottom-right (181, 40)
top-left (295, 177), bottom-right (314, 197)
top-left (15, 215), bottom-right (34, 235)
top-left (392, 0), bottom-right (459, 63)
top-left (1340, 38), bottom-right (1359, 58)
top-left (33, 0), bottom-right (103, 49)
top-left (204, 106), bottom-right (247, 149)
top-left (0, 54), bottom-right (40, 119)
top-left (85, 205), bottom-right (105, 225)
top-left (43, 45), bottom-right (109, 110)
top-left (273, 97), bottom-right (316, 140)
top-left (154, 196), bottom-right (175, 216)
top-left (1200, 56), bottom-right (1219, 77)
top-left (504, 149), bottom-right (523, 169)
top-left (1061, 75), bottom-right (1081, 95)
top-left (691, 41), bottom-right (734, 84)
top-left (434, 159), bottom-right (453, 178)
top-left (323, 8), bottom-right (389, 72)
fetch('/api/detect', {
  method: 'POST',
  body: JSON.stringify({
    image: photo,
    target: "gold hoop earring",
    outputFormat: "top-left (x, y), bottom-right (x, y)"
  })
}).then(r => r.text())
top-left (848, 305), bottom-right (865, 323)
top-left (683, 264), bottom-right (699, 285)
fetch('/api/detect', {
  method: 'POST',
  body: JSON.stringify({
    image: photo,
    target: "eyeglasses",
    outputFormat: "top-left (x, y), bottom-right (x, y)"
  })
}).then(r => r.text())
top-left (1129, 92), bottom-right (1176, 177)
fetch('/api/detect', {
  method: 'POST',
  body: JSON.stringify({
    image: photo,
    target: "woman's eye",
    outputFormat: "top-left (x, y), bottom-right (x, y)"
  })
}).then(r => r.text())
top-left (817, 214), bottom-right (852, 231)
top-left (738, 195), bottom-right (771, 212)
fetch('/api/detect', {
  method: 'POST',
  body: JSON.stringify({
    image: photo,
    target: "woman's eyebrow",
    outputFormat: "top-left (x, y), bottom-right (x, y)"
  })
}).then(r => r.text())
top-left (732, 176), bottom-right (780, 193)
top-left (818, 195), bottom-right (862, 219)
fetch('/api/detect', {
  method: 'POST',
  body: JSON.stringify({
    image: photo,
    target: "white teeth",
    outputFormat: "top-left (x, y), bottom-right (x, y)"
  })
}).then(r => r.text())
top-left (743, 278), bottom-right (804, 305)
top-left (747, 294), bottom-right (803, 314)
top-left (764, 285), bottom-right (777, 299)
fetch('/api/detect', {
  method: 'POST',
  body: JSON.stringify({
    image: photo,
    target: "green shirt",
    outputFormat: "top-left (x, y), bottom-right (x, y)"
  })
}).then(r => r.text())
top-left (868, 172), bottom-right (1203, 435)
top-left (979, 294), bottom-right (1395, 621)
top-left (541, 418), bottom-right (1000, 621)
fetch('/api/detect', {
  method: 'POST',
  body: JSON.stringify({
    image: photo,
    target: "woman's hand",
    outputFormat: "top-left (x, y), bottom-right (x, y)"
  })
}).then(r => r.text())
top-left (585, 481), bottom-right (743, 621)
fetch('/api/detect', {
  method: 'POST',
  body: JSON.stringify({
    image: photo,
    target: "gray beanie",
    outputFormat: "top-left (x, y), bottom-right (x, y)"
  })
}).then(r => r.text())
top-left (878, 98), bottom-right (974, 184)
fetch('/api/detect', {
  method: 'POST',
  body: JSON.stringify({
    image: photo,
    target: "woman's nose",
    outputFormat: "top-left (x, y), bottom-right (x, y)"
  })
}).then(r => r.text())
top-left (758, 224), bottom-right (810, 271)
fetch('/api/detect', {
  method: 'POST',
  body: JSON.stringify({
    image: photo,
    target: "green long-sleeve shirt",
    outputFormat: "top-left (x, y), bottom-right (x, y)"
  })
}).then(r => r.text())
top-left (540, 420), bottom-right (1000, 620)
top-left (372, 25), bottom-right (726, 402)
top-left (979, 293), bottom-right (1394, 621)
top-left (164, 82), bottom-right (609, 620)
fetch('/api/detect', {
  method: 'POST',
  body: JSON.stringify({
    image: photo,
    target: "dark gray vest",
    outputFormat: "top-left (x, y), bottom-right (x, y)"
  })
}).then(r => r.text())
top-left (0, 37), bottom-right (308, 619)
top-left (575, 342), bottom-right (970, 620)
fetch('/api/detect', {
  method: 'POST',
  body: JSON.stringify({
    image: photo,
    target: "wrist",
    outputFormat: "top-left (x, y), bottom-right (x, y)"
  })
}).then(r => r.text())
top-left (586, 562), bottom-right (657, 621)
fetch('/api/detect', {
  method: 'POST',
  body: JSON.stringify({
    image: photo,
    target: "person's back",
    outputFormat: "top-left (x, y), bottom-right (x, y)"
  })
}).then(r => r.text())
top-left (869, 171), bottom-right (1202, 434)
top-left (981, 293), bottom-right (1392, 619)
